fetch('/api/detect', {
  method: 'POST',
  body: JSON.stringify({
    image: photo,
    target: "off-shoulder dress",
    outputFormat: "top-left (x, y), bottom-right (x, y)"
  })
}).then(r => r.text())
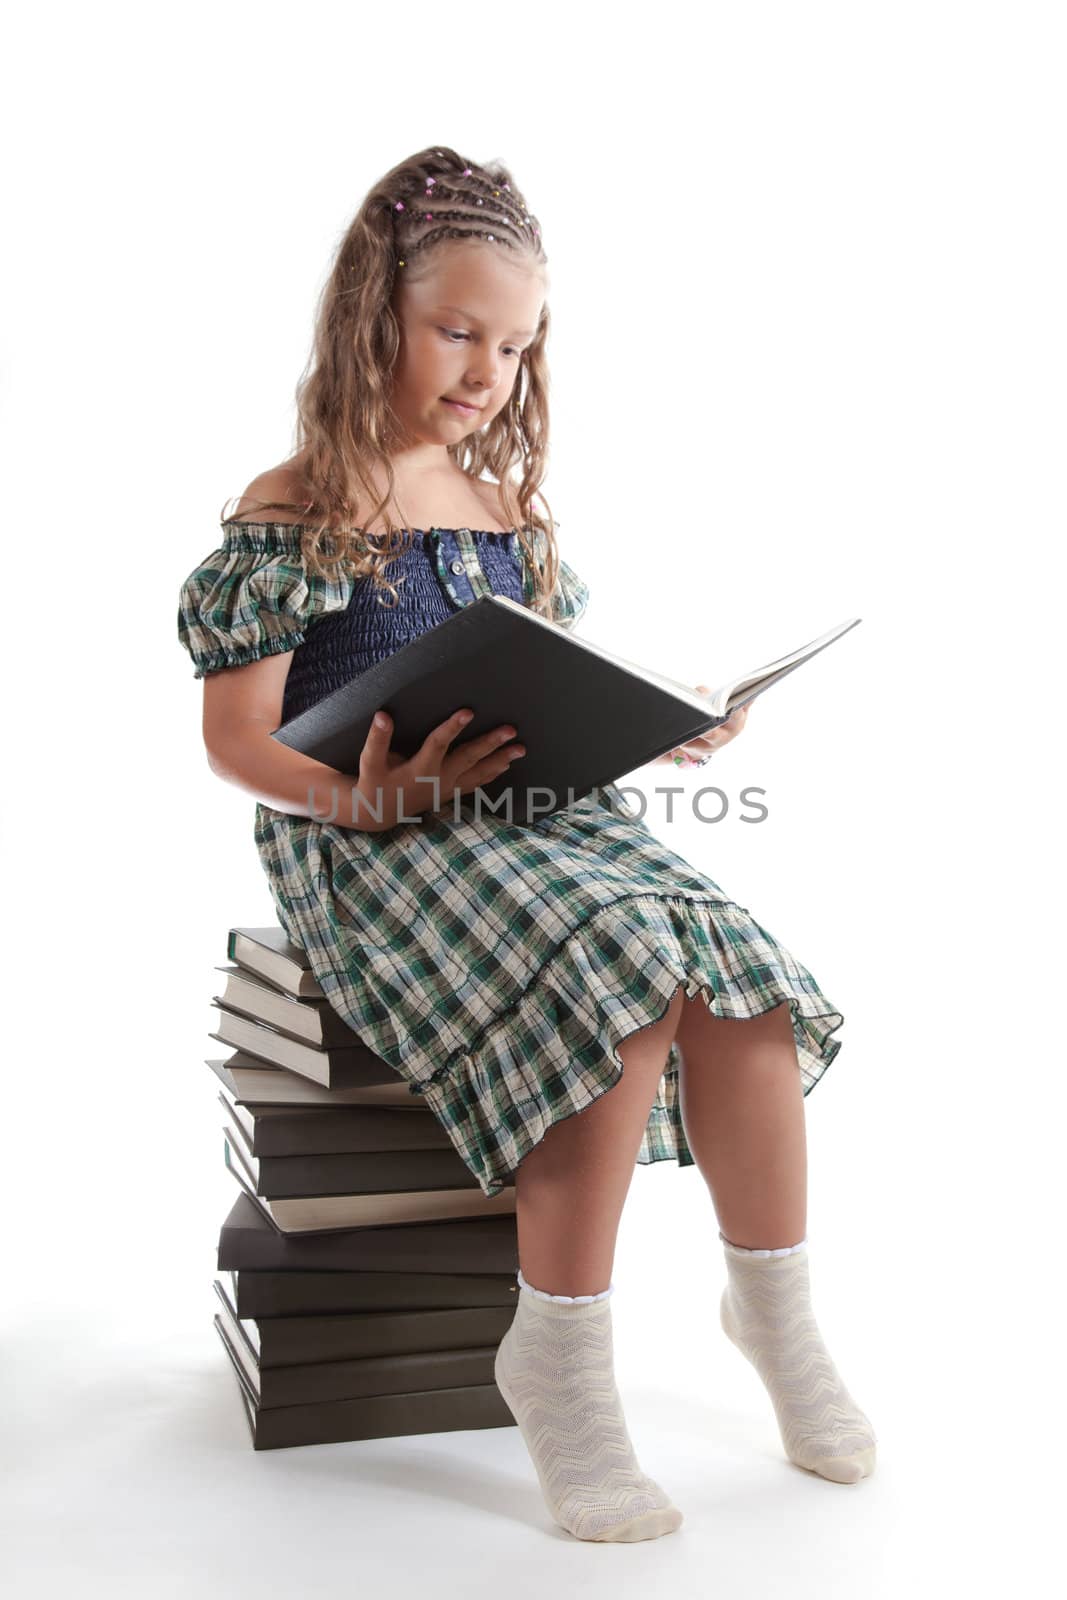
top-left (178, 519), bottom-right (845, 1199)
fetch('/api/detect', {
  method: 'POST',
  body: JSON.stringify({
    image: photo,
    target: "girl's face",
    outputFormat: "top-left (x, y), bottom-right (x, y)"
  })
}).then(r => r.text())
top-left (389, 242), bottom-right (545, 453)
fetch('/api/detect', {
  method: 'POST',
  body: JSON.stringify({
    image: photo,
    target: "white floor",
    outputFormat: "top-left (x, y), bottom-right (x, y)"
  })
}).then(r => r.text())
top-left (3, 1157), bottom-right (1052, 1600)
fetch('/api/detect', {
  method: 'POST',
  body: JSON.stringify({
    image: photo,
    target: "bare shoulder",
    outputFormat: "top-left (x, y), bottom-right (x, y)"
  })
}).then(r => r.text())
top-left (472, 475), bottom-right (531, 532)
top-left (228, 458), bottom-right (314, 525)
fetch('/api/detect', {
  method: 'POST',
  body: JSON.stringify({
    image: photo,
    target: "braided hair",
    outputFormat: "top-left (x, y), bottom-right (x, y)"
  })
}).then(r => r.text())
top-left (387, 151), bottom-right (544, 266)
top-left (233, 147), bottom-right (563, 621)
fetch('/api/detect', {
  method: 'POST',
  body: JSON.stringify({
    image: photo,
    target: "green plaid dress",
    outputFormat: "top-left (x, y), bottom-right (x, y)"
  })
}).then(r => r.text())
top-left (178, 520), bottom-right (844, 1199)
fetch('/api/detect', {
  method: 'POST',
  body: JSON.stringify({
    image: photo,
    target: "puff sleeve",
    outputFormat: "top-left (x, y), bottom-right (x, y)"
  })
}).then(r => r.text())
top-left (552, 556), bottom-right (590, 632)
top-left (177, 529), bottom-right (354, 680)
top-left (522, 526), bottom-right (590, 631)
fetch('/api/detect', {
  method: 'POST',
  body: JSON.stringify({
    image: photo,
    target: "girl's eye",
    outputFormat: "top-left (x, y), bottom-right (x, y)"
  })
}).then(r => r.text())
top-left (441, 328), bottom-right (521, 358)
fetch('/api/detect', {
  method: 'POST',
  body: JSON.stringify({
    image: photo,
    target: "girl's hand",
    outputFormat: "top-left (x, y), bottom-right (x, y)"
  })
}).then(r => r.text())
top-left (660, 687), bottom-right (750, 767)
top-left (350, 707), bottom-right (526, 833)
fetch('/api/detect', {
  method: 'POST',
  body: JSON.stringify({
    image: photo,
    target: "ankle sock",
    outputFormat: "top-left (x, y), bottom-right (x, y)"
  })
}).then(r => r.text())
top-left (494, 1271), bottom-right (684, 1542)
top-left (516, 1267), bottom-right (614, 1303)
top-left (719, 1231), bottom-right (877, 1483)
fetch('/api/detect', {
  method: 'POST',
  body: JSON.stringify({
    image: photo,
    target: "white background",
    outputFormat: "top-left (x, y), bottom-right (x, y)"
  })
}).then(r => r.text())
top-left (3, 1), bottom-right (1063, 1593)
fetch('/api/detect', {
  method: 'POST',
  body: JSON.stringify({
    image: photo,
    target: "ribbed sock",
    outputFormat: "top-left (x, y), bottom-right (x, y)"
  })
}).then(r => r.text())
top-left (719, 1231), bottom-right (877, 1483)
top-left (494, 1270), bottom-right (684, 1542)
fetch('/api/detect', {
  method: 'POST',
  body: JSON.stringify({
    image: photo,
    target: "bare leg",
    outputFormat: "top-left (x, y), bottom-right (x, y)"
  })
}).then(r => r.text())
top-left (514, 982), bottom-right (687, 1294)
top-left (675, 996), bottom-right (807, 1247)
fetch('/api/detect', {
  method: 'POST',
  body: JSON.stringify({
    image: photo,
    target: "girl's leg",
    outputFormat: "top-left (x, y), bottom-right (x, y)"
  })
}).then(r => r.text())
top-left (674, 996), bottom-right (807, 1247)
top-left (673, 994), bottom-right (877, 1484)
top-left (496, 985), bottom-right (687, 1543)
top-left (514, 983), bottom-right (688, 1294)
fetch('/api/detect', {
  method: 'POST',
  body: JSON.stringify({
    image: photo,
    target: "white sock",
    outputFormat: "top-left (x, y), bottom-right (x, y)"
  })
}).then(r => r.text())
top-left (719, 1231), bottom-right (877, 1483)
top-left (494, 1272), bottom-right (684, 1541)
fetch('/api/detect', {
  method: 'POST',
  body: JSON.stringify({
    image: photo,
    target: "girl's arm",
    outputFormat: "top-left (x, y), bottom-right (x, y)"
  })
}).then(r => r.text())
top-left (201, 652), bottom-right (356, 821)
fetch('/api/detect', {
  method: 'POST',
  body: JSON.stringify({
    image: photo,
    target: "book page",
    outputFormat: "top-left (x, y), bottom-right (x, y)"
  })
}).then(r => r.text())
top-left (490, 598), bottom-right (861, 719)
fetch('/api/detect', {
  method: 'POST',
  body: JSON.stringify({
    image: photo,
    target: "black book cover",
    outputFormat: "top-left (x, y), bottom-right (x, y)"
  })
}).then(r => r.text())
top-left (217, 1191), bottom-right (519, 1275)
top-left (207, 1013), bottom-right (395, 1090)
top-left (228, 1264), bottom-right (519, 1319)
top-left (216, 1083), bottom-right (454, 1157)
top-left (213, 1280), bottom-right (503, 1405)
top-left (221, 1102), bottom-right (482, 1196)
top-left (270, 597), bottom-right (861, 825)
top-left (223, 1132), bottom-right (512, 1233)
top-left (214, 1314), bottom-right (514, 1449)
top-left (206, 1053), bottom-right (416, 1109)
top-left (213, 964), bottom-right (361, 1048)
top-left (214, 1275), bottom-right (514, 1365)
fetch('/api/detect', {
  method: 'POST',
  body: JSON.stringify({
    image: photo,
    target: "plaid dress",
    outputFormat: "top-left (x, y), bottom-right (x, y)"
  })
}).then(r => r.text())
top-left (178, 519), bottom-right (845, 1199)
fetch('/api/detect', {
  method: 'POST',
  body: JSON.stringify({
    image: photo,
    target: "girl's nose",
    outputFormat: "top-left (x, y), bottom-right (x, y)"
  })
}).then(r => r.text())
top-left (467, 358), bottom-right (499, 388)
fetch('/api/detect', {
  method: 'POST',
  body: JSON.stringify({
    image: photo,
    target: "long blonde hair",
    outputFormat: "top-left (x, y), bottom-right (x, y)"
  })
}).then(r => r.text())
top-left (225, 145), bottom-right (564, 619)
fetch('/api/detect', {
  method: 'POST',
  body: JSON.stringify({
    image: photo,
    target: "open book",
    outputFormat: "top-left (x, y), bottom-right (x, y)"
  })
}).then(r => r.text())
top-left (495, 599), bottom-right (861, 722)
top-left (272, 605), bottom-right (862, 826)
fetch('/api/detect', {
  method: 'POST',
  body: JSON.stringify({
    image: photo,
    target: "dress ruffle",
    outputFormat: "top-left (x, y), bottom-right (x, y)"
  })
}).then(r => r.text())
top-left (292, 885), bottom-right (844, 1201)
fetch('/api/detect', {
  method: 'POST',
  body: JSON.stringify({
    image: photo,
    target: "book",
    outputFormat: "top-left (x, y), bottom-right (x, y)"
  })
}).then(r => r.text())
top-left (219, 1099), bottom-right (482, 1196)
top-left (213, 964), bottom-right (360, 1049)
top-left (270, 598), bottom-right (862, 824)
top-left (213, 1277), bottom-right (511, 1385)
top-left (228, 925), bottom-right (324, 1000)
top-left (216, 1081), bottom-right (453, 1157)
top-left (227, 1264), bottom-right (519, 1319)
top-left (216, 1191), bottom-right (520, 1275)
top-left (207, 1053), bottom-right (418, 1109)
top-left (223, 1127), bottom-right (517, 1233)
top-left (213, 1314), bottom-right (514, 1449)
top-left (203, 930), bottom-right (525, 1452)
top-left (208, 1008), bottom-right (394, 1090)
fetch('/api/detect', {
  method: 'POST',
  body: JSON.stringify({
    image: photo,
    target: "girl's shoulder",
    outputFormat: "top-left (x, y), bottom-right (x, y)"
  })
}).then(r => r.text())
top-left (223, 461), bottom-right (315, 528)
top-left (177, 465), bottom-right (351, 680)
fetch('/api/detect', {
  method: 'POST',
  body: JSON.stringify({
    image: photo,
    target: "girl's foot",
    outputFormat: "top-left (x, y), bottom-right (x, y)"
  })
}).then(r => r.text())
top-left (495, 1270), bottom-right (684, 1541)
top-left (719, 1233), bottom-right (877, 1483)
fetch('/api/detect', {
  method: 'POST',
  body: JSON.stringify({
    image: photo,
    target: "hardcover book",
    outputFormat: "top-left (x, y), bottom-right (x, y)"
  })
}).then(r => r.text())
top-left (213, 1315), bottom-right (514, 1449)
top-left (271, 600), bottom-right (862, 824)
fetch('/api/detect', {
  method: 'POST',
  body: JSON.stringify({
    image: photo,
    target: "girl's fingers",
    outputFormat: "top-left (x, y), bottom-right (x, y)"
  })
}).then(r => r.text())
top-left (444, 720), bottom-right (521, 778)
top-left (451, 731), bottom-right (525, 782)
top-left (360, 709), bottom-right (393, 768)
top-left (413, 707), bottom-right (475, 767)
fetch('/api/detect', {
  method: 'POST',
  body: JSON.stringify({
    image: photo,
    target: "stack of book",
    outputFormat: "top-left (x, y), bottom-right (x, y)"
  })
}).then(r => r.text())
top-left (207, 924), bottom-right (521, 1450)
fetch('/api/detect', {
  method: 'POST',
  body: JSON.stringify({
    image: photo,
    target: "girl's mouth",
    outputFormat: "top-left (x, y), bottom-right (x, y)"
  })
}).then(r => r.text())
top-left (442, 398), bottom-right (479, 417)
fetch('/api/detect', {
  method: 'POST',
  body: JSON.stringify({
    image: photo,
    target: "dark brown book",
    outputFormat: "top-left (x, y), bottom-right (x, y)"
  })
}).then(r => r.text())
top-left (214, 1315), bottom-right (514, 1449)
top-left (227, 1264), bottom-right (519, 1320)
top-left (217, 1190), bottom-right (519, 1275)
top-left (223, 1128), bottom-right (516, 1233)
top-left (228, 925), bottom-right (324, 1000)
top-left (220, 1098), bottom-right (479, 1195)
top-left (214, 964), bottom-right (365, 1049)
top-left (207, 1053), bottom-right (417, 1109)
top-left (214, 1275), bottom-right (514, 1365)
top-left (216, 1079), bottom-right (452, 1157)
top-left (209, 1008), bottom-right (397, 1090)
top-left (213, 1278), bottom-right (511, 1401)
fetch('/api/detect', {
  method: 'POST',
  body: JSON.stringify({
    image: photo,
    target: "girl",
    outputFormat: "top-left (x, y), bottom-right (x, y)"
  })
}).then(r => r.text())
top-left (178, 147), bottom-right (875, 1543)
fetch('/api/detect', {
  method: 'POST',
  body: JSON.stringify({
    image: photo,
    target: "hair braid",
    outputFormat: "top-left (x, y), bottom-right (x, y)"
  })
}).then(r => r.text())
top-left (229, 146), bottom-right (562, 621)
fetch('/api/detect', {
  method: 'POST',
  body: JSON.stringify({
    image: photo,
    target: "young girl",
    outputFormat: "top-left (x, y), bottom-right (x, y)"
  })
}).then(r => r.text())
top-left (178, 147), bottom-right (875, 1543)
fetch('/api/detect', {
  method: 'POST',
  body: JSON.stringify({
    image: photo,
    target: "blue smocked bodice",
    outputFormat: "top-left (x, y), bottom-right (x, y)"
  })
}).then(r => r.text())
top-left (177, 519), bottom-right (589, 690)
top-left (280, 527), bottom-right (527, 722)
